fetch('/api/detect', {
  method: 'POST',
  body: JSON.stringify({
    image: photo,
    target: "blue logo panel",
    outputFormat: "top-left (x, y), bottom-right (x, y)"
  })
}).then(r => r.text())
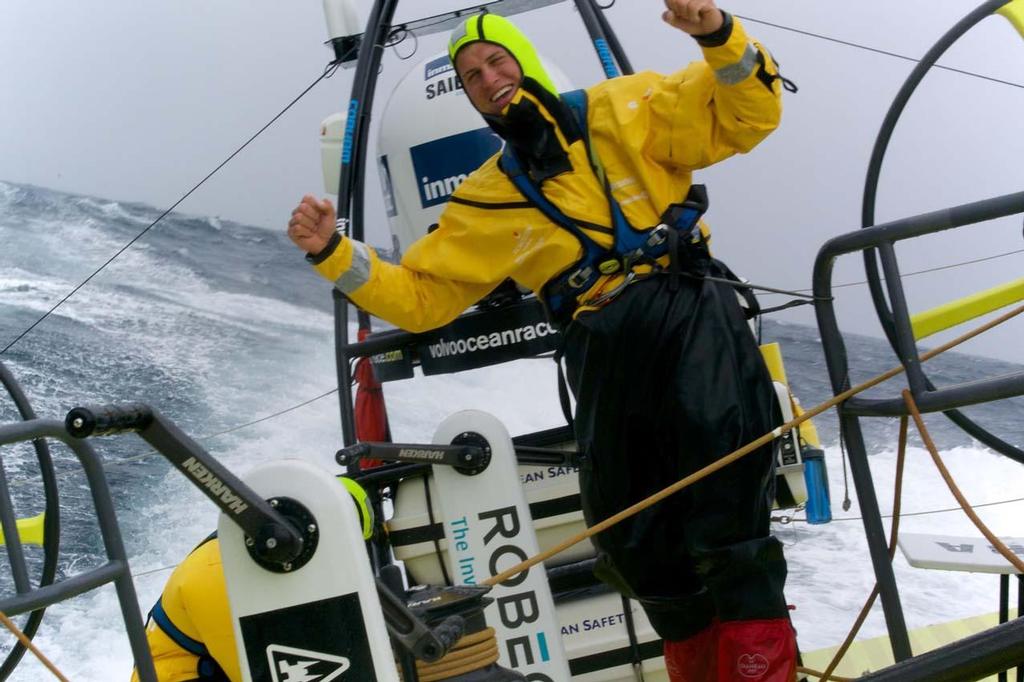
top-left (410, 128), bottom-right (502, 209)
top-left (424, 55), bottom-right (453, 80)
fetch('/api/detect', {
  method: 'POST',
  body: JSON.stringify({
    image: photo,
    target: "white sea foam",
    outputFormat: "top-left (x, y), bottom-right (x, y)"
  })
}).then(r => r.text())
top-left (786, 441), bottom-right (1024, 651)
top-left (0, 180), bottom-right (20, 205)
top-left (73, 196), bottom-right (152, 227)
top-left (0, 269), bottom-right (69, 302)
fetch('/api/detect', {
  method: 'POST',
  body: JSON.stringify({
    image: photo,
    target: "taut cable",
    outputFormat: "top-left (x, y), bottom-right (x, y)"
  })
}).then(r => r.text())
top-left (484, 302), bottom-right (1024, 587)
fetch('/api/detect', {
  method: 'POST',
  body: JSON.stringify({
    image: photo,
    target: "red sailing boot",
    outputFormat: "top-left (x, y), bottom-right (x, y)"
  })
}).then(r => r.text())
top-left (664, 620), bottom-right (718, 682)
top-left (716, 618), bottom-right (797, 682)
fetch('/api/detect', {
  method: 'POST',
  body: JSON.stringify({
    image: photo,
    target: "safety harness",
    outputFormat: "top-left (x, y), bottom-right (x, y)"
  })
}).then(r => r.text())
top-left (499, 89), bottom-right (711, 324)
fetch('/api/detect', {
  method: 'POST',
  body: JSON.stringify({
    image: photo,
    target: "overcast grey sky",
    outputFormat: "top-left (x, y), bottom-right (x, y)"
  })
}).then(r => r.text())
top-left (2, 0), bottom-right (1023, 364)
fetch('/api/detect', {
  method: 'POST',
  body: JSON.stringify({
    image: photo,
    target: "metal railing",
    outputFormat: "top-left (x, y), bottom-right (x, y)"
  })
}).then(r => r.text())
top-left (812, 189), bottom-right (1024, 675)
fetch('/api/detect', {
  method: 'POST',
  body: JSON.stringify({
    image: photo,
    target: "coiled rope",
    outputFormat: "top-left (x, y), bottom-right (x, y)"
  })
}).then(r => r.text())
top-left (409, 627), bottom-right (500, 681)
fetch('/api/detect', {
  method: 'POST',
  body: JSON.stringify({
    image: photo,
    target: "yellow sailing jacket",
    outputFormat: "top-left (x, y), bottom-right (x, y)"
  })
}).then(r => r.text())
top-left (130, 538), bottom-right (239, 682)
top-left (313, 17), bottom-right (782, 332)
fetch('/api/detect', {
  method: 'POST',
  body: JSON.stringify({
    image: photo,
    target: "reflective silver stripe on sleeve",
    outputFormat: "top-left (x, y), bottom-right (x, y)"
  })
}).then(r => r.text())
top-left (335, 241), bottom-right (372, 293)
top-left (714, 43), bottom-right (759, 85)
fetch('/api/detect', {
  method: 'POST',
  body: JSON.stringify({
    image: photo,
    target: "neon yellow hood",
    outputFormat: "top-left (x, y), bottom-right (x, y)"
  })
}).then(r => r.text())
top-left (448, 13), bottom-right (558, 97)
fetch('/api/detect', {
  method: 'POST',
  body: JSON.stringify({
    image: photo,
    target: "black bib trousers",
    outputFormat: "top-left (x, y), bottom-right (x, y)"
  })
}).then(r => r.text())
top-left (562, 265), bottom-right (790, 641)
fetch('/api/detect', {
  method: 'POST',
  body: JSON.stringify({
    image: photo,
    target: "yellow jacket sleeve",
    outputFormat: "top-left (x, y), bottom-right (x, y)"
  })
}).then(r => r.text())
top-left (610, 15), bottom-right (782, 172)
top-left (181, 540), bottom-right (241, 681)
top-left (311, 153), bottom-right (590, 333)
top-left (313, 233), bottom-right (498, 333)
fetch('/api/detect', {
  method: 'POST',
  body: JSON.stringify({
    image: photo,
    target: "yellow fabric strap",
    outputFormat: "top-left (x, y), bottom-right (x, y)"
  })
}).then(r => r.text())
top-left (339, 476), bottom-right (374, 539)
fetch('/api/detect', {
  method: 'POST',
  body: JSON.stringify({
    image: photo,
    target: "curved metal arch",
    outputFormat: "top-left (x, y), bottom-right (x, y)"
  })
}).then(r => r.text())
top-left (861, 0), bottom-right (1024, 464)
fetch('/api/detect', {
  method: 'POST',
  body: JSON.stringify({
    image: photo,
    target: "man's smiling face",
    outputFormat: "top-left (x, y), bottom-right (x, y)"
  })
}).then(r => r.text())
top-left (455, 42), bottom-right (524, 116)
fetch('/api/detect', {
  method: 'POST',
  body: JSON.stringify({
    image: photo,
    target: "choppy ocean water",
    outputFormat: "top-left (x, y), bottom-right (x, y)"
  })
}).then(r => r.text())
top-left (1, 180), bottom-right (1023, 679)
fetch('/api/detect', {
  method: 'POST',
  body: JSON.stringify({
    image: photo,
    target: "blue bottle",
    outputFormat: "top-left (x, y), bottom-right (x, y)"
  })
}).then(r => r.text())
top-left (802, 449), bottom-right (832, 524)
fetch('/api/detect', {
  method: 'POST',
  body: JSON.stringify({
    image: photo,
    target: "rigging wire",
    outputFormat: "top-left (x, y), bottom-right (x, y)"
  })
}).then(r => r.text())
top-left (84, 386), bottom-right (339, 470)
top-left (832, 247), bottom-right (1024, 291)
top-left (4, 385), bottom-right (339, 491)
top-left (762, 247), bottom-right (1024, 297)
top-left (736, 14), bottom-right (1024, 92)
top-left (0, 57), bottom-right (348, 358)
top-left (120, 495), bottom-right (1024, 579)
top-left (792, 494), bottom-right (1024, 524)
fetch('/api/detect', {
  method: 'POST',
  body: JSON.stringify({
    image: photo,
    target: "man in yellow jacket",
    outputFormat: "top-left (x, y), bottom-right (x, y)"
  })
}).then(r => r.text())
top-left (289, 1), bottom-right (796, 680)
top-left (131, 479), bottom-right (374, 681)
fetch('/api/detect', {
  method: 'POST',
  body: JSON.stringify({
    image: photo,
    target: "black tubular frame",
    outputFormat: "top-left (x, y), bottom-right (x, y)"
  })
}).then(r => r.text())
top-left (572, 0), bottom-right (634, 77)
top-left (819, 2), bottom-right (1024, 667)
top-left (332, 0), bottom-right (401, 446)
top-left (0, 417), bottom-right (157, 682)
top-left (813, 189), bottom-right (1024, 666)
top-left (861, 0), bottom-right (1024, 463)
top-left (0, 363), bottom-right (60, 681)
top-left (328, 0), bottom-right (631, 447)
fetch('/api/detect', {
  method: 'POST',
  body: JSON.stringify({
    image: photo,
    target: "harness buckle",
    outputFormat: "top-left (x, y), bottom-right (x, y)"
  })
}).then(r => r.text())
top-left (621, 224), bottom-right (668, 271)
top-left (567, 266), bottom-right (594, 289)
top-left (645, 224), bottom-right (669, 248)
top-left (583, 270), bottom-right (638, 308)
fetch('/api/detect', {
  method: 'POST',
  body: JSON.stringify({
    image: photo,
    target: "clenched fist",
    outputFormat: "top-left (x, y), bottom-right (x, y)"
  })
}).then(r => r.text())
top-left (287, 194), bottom-right (337, 256)
top-left (662, 0), bottom-right (724, 36)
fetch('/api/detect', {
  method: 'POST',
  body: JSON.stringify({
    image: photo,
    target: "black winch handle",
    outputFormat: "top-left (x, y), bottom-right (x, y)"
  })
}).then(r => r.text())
top-left (66, 403), bottom-right (153, 438)
top-left (336, 441), bottom-right (490, 475)
top-left (64, 402), bottom-right (307, 569)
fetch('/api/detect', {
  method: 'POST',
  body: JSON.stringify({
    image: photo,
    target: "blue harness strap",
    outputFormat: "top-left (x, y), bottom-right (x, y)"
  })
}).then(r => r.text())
top-left (145, 533), bottom-right (230, 681)
top-left (150, 596), bottom-right (230, 680)
top-left (500, 88), bottom-right (708, 322)
top-left (151, 598), bottom-right (208, 656)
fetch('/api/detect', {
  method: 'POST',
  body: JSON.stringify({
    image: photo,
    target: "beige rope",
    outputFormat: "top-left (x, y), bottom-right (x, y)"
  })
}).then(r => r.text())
top-left (798, 386), bottom-right (1024, 681)
top-left (0, 611), bottom-right (69, 682)
top-left (483, 303), bottom-right (1024, 587)
top-left (902, 390), bottom-right (1024, 574)
top-left (817, 416), bottom-right (910, 681)
top-left (797, 664), bottom-right (854, 681)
